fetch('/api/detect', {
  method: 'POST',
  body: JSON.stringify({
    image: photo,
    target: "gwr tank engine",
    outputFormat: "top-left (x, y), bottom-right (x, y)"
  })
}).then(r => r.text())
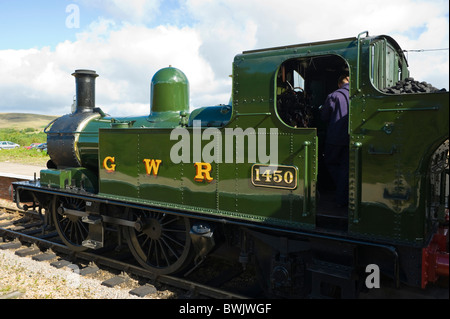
top-left (13, 32), bottom-right (448, 298)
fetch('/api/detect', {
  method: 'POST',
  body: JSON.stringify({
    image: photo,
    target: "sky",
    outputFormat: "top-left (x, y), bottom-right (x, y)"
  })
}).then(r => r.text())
top-left (0, 0), bottom-right (448, 116)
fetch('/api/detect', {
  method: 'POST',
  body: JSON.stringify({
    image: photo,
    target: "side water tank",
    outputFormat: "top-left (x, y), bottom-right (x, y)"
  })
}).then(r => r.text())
top-left (150, 67), bottom-right (189, 114)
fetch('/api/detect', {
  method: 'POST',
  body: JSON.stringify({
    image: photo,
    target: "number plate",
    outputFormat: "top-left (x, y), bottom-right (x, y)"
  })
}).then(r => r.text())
top-left (251, 164), bottom-right (298, 190)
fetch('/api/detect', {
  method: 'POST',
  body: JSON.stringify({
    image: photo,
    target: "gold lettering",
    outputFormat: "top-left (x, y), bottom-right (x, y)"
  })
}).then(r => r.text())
top-left (103, 156), bottom-right (116, 172)
top-left (194, 162), bottom-right (213, 183)
top-left (143, 159), bottom-right (162, 176)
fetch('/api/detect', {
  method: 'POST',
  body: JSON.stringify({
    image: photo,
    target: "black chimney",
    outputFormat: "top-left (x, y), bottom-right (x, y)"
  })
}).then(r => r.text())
top-left (72, 69), bottom-right (98, 113)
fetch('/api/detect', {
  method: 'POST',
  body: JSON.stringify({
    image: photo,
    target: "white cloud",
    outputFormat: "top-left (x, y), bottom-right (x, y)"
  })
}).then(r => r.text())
top-left (184, 0), bottom-right (448, 88)
top-left (0, 0), bottom-right (448, 116)
top-left (0, 18), bottom-right (220, 116)
top-left (78, 0), bottom-right (162, 24)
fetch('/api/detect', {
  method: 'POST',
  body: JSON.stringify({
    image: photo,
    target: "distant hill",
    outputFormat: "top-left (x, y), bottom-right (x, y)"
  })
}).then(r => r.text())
top-left (0, 113), bottom-right (58, 130)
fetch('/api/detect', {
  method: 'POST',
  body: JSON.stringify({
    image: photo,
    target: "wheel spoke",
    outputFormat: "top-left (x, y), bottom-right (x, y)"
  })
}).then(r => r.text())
top-left (154, 240), bottom-right (160, 267)
top-left (140, 234), bottom-right (150, 247)
top-left (161, 228), bottom-right (186, 233)
top-left (62, 219), bottom-right (70, 234)
top-left (76, 221), bottom-right (88, 243)
top-left (160, 216), bottom-right (179, 227)
top-left (160, 236), bottom-right (179, 260)
top-left (146, 238), bottom-right (154, 261)
top-left (162, 233), bottom-right (185, 247)
top-left (52, 196), bottom-right (89, 252)
top-left (156, 239), bottom-right (169, 267)
top-left (125, 209), bottom-right (192, 275)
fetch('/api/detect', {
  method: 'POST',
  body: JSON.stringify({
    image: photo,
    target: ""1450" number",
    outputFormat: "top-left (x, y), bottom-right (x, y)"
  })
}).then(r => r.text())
top-left (251, 164), bottom-right (298, 189)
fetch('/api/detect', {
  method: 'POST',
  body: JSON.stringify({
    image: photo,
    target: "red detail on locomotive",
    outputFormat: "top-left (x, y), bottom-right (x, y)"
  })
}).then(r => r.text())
top-left (421, 225), bottom-right (449, 289)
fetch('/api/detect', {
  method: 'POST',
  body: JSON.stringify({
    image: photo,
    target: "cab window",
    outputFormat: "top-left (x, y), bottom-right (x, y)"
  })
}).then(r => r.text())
top-left (275, 55), bottom-right (349, 129)
top-left (370, 39), bottom-right (408, 91)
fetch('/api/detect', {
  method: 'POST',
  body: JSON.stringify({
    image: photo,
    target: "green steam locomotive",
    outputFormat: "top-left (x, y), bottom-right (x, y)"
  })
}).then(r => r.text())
top-left (12, 31), bottom-right (448, 298)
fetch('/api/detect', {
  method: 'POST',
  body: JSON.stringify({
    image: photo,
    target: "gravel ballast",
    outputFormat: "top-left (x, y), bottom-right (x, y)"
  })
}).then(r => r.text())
top-left (1, 199), bottom-right (178, 299)
top-left (0, 247), bottom-right (153, 299)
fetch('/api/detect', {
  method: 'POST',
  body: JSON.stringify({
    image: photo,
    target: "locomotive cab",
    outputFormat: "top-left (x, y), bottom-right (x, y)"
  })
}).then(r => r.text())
top-left (266, 35), bottom-right (448, 238)
top-left (274, 55), bottom-right (351, 230)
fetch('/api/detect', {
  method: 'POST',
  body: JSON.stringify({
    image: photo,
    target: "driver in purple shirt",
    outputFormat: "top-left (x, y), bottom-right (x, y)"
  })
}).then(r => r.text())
top-left (321, 75), bottom-right (350, 207)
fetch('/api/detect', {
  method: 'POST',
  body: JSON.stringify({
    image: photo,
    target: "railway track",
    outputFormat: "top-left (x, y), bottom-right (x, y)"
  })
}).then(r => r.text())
top-left (0, 204), bottom-right (251, 299)
top-left (2, 203), bottom-right (447, 300)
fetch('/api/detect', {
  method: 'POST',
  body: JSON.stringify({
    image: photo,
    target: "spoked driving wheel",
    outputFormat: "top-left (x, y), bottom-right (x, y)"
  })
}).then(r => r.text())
top-left (123, 209), bottom-right (193, 275)
top-left (52, 196), bottom-right (89, 252)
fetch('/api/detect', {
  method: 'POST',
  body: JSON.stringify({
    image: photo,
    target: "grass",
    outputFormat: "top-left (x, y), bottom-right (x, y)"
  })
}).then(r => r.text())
top-left (0, 148), bottom-right (49, 166)
top-left (1, 128), bottom-right (46, 146)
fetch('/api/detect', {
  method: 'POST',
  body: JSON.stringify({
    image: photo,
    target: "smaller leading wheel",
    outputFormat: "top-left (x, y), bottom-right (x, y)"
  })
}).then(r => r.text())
top-left (123, 208), bottom-right (193, 275)
top-left (52, 195), bottom-right (89, 252)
